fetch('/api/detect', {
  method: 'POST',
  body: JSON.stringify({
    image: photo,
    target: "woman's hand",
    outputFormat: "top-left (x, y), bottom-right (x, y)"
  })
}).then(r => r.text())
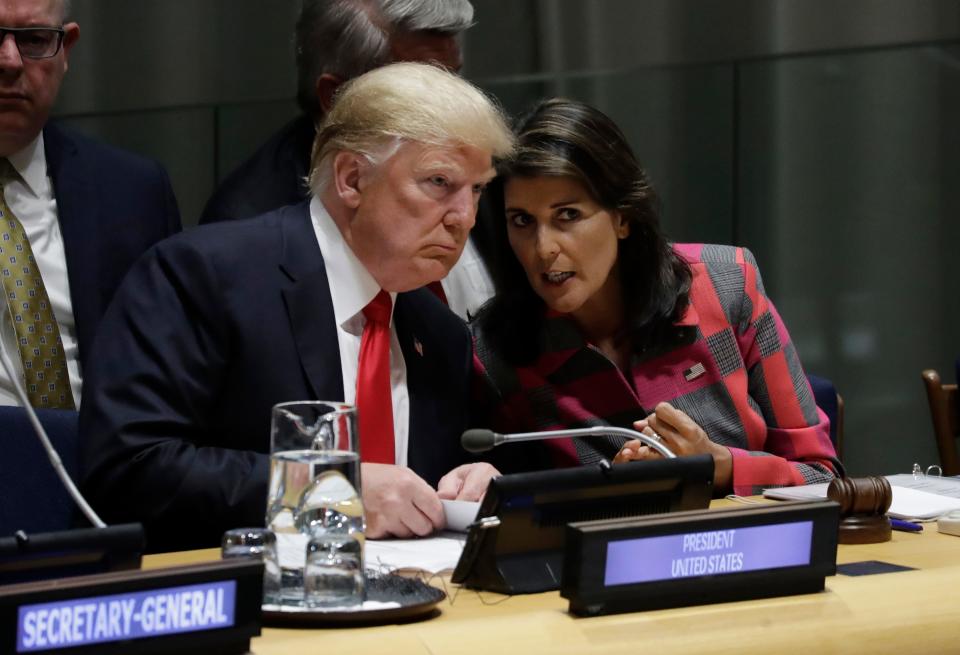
top-left (613, 402), bottom-right (733, 492)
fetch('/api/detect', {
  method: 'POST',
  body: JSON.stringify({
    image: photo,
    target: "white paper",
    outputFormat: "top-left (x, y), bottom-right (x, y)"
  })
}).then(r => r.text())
top-left (441, 499), bottom-right (480, 532)
top-left (763, 480), bottom-right (960, 520)
top-left (884, 474), bottom-right (960, 499)
top-left (277, 531), bottom-right (466, 575)
top-left (365, 532), bottom-right (466, 575)
top-left (885, 487), bottom-right (960, 519)
top-left (762, 483), bottom-right (830, 502)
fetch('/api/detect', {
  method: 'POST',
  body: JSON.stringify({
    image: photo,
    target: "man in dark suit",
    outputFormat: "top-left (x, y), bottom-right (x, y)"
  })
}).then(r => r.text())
top-left (43, 125), bottom-right (180, 371)
top-left (80, 62), bottom-right (515, 551)
top-left (0, 0), bottom-right (180, 409)
top-left (201, 0), bottom-right (497, 319)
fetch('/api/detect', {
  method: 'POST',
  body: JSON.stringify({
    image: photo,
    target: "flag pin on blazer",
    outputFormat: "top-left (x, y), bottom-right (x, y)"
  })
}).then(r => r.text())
top-left (414, 337), bottom-right (424, 357)
top-left (684, 362), bottom-right (706, 381)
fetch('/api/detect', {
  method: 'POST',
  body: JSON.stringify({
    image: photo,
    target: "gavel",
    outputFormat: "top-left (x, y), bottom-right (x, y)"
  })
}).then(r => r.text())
top-left (827, 476), bottom-right (893, 544)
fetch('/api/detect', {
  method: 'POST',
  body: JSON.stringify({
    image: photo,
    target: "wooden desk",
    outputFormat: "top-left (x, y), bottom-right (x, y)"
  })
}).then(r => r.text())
top-left (144, 512), bottom-right (960, 655)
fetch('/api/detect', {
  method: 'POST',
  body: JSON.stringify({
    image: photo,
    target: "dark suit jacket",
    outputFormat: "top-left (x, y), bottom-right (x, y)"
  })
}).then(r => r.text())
top-left (200, 115), bottom-right (314, 225)
top-left (199, 113), bottom-right (501, 271)
top-left (44, 121), bottom-right (182, 369)
top-left (79, 202), bottom-right (473, 551)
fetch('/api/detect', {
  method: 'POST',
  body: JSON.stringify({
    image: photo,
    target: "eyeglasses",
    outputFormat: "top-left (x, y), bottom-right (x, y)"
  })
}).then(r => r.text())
top-left (0, 27), bottom-right (65, 60)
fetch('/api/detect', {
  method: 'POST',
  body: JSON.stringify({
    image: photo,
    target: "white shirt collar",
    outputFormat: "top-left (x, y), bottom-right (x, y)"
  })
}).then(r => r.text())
top-left (7, 132), bottom-right (47, 197)
top-left (309, 195), bottom-right (396, 331)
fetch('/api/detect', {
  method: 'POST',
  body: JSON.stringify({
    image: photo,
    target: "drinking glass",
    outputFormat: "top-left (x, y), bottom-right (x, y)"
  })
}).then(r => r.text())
top-left (266, 401), bottom-right (364, 607)
top-left (221, 527), bottom-right (281, 605)
top-left (304, 534), bottom-right (364, 608)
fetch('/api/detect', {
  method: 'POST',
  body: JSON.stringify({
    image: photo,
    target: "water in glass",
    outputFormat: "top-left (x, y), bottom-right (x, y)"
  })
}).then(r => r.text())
top-left (266, 448), bottom-right (363, 605)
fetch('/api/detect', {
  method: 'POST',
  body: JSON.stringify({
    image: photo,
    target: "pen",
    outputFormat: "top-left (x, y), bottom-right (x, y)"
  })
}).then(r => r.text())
top-left (890, 518), bottom-right (923, 533)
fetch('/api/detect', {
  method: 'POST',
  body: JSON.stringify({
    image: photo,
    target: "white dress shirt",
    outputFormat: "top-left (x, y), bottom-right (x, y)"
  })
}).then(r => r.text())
top-left (440, 235), bottom-right (495, 320)
top-left (309, 196), bottom-right (410, 467)
top-left (0, 134), bottom-right (82, 407)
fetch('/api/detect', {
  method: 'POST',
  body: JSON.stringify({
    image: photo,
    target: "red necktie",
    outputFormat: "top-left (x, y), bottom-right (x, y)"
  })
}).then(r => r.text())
top-left (356, 290), bottom-right (395, 464)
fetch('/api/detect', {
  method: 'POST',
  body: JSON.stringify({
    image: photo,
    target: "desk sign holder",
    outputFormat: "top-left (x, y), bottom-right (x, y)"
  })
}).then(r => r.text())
top-left (452, 455), bottom-right (714, 594)
top-left (0, 524), bottom-right (144, 586)
top-left (0, 559), bottom-right (263, 654)
top-left (561, 500), bottom-right (840, 616)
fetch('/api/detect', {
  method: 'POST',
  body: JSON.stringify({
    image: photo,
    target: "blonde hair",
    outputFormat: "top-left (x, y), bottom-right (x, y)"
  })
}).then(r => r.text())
top-left (308, 62), bottom-right (514, 194)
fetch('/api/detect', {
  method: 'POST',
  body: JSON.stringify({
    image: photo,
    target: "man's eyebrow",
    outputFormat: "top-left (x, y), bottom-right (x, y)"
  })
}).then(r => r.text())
top-left (415, 159), bottom-right (463, 176)
top-left (413, 159), bottom-right (496, 185)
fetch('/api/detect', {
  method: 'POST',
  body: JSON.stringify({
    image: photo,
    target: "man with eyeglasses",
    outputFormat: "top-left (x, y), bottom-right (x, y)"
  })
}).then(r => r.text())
top-left (0, 0), bottom-right (180, 410)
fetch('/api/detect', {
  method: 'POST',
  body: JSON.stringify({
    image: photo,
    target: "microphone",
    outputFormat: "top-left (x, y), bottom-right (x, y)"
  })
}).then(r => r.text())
top-left (0, 336), bottom-right (106, 528)
top-left (462, 426), bottom-right (677, 459)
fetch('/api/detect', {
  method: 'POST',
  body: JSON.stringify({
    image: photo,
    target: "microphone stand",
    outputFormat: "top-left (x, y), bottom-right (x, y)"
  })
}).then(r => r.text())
top-left (0, 337), bottom-right (105, 528)
top-left (466, 426), bottom-right (677, 459)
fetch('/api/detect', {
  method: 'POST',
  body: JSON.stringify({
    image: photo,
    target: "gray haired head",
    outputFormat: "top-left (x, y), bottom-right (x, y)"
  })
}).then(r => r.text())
top-left (295, 0), bottom-right (474, 119)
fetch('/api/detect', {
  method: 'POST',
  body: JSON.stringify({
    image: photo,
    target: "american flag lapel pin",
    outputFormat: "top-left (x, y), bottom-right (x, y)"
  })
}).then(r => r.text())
top-left (683, 362), bottom-right (706, 381)
top-left (414, 337), bottom-right (424, 357)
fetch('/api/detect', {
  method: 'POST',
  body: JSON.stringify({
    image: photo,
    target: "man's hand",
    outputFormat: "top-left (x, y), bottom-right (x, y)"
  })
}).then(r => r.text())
top-left (361, 463), bottom-right (445, 538)
top-left (437, 463), bottom-right (501, 501)
top-left (613, 402), bottom-right (733, 492)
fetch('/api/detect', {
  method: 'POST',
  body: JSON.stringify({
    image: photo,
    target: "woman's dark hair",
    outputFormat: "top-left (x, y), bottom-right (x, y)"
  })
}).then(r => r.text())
top-left (478, 98), bottom-right (691, 365)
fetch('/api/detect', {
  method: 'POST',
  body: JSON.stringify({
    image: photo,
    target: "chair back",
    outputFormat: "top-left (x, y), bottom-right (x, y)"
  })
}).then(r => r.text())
top-left (0, 407), bottom-right (81, 536)
top-left (806, 373), bottom-right (844, 459)
top-left (921, 369), bottom-right (960, 476)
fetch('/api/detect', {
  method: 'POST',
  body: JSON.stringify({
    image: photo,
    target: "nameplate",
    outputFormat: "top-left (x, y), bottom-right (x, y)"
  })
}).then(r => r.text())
top-left (0, 559), bottom-right (262, 655)
top-left (561, 500), bottom-right (839, 616)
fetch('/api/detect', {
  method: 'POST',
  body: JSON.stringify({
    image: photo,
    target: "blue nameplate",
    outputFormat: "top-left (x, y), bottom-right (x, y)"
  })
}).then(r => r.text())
top-left (561, 500), bottom-right (839, 616)
top-left (17, 580), bottom-right (235, 651)
top-left (1, 559), bottom-right (262, 654)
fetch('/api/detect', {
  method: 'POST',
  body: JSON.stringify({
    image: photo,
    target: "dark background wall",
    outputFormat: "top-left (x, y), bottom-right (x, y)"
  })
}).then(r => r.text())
top-left (53, 0), bottom-right (960, 477)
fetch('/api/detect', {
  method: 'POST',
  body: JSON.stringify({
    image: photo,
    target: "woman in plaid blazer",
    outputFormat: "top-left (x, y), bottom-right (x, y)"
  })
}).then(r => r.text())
top-left (471, 99), bottom-right (842, 496)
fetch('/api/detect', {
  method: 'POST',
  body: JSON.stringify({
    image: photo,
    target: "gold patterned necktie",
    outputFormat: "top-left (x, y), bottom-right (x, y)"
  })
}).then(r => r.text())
top-left (0, 159), bottom-right (75, 409)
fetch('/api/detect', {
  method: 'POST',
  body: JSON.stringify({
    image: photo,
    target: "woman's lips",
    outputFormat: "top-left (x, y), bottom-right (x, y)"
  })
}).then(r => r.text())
top-left (543, 271), bottom-right (574, 284)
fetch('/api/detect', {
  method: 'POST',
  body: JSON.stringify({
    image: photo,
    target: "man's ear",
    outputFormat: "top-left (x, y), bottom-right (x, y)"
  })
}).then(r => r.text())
top-left (316, 73), bottom-right (344, 113)
top-left (332, 151), bottom-right (367, 209)
top-left (61, 23), bottom-right (80, 71)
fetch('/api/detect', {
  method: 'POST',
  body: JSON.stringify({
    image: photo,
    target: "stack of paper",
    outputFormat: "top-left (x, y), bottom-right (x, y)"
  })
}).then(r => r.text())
top-left (365, 533), bottom-right (466, 574)
top-left (277, 531), bottom-right (467, 575)
top-left (274, 499), bottom-right (479, 576)
top-left (763, 476), bottom-right (960, 520)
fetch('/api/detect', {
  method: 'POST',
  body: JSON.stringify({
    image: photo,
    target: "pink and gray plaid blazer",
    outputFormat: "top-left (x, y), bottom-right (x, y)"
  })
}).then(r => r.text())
top-left (471, 243), bottom-right (841, 495)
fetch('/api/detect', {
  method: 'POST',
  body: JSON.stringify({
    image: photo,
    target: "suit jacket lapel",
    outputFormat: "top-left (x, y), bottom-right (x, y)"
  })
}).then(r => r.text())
top-left (43, 123), bottom-right (102, 361)
top-left (277, 203), bottom-right (344, 402)
top-left (394, 294), bottom-right (429, 473)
